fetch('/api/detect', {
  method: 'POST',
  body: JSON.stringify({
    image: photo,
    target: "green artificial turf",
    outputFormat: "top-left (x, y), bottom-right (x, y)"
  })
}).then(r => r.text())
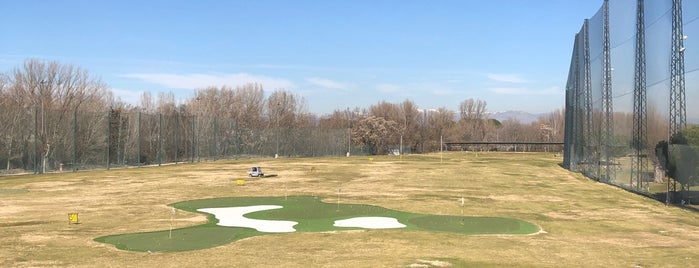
top-left (95, 196), bottom-right (538, 252)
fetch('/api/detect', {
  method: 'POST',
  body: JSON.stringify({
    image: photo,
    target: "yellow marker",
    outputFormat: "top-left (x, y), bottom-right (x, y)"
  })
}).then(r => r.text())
top-left (368, 157), bottom-right (374, 161)
top-left (68, 213), bottom-right (79, 224)
top-left (237, 179), bottom-right (245, 186)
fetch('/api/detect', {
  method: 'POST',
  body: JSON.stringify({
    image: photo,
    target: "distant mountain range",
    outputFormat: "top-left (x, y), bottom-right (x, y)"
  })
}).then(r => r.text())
top-left (487, 111), bottom-right (542, 124)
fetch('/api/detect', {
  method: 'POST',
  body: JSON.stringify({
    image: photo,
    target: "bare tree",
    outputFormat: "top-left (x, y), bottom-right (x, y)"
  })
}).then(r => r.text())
top-left (459, 98), bottom-right (487, 121)
top-left (7, 59), bottom-right (110, 172)
top-left (267, 89), bottom-right (298, 129)
top-left (537, 109), bottom-right (565, 142)
top-left (319, 109), bottom-right (350, 129)
top-left (231, 83), bottom-right (266, 128)
top-left (421, 107), bottom-right (456, 151)
top-left (458, 98), bottom-right (489, 141)
top-left (266, 89), bottom-right (309, 156)
top-left (399, 99), bottom-right (421, 153)
top-left (369, 101), bottom-right (401, 121)
top-left (0, 74), bottom-right (27, 170)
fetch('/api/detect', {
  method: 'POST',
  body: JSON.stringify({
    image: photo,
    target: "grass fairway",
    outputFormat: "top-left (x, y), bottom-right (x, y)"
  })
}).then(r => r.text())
top-left (1, 152), bottom-right (698, 267)
top-left (96, 196), bottom-right (538, 252)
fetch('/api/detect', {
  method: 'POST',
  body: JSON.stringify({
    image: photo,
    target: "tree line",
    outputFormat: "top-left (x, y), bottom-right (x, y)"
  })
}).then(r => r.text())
top-left (0, 59), bottom-right (564, 173)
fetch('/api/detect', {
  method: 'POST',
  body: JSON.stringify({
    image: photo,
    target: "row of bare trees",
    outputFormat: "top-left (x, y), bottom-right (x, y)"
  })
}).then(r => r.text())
top-left (320, 99), bottom-right (565, 154)
top-left (0, 59), bottom-right (564, 173)
top-left (0, 60), bottom-right (112, 173)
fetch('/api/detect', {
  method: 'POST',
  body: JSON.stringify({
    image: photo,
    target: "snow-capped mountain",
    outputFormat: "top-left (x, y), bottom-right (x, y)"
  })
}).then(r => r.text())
top-left (488, 111), bottom-right (541, 124)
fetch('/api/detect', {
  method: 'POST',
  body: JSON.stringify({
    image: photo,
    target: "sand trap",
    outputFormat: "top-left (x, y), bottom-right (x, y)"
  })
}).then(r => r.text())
top-left (334, 217), bottom-right (406, 229)
top-left (198, 206), bottom-right (406, 232)
top-left (197, 205), bottom-right (298, 233)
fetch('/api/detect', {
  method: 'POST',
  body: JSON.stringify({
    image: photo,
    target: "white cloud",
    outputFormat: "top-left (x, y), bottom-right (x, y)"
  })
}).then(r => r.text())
top-left (306, 77), bottom-right (347, 90)
top-left (376, 83), bottom-right (401, 93)
top-left (486, 73), bottom-right (528, 84)
top-left (121, 73), bottom-right (295, 90)
top-left (489, 86), bottom-right (561, 95)
top-left (110, 88), bottom-right (142, 105)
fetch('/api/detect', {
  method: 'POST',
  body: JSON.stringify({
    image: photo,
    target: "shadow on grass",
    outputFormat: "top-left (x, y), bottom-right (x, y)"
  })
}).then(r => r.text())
top-left (649, 191), bottom-right (699, 213)
top-left (95, 196), bottom-right (539, 252)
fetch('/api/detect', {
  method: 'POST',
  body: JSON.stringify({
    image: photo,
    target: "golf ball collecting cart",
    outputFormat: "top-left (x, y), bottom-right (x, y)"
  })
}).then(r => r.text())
top-left (248, 166), bottom-right (264, 177)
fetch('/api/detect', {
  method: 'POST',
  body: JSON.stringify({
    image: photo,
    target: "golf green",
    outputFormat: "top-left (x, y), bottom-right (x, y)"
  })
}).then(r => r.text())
top-left (95, 196), bottom-right (539, 252)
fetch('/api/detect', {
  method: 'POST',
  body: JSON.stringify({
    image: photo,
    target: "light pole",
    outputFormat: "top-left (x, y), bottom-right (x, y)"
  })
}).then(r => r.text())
top-left (39, 80), bottom-right (47, 174)
top-left (275, 102), bottom-right (280, 158)
top-left (347, 107), bottom-right (351, 157)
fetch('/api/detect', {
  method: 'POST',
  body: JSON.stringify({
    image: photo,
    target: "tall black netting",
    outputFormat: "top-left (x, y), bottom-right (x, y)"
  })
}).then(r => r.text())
top-left (685, 1), bottom-right (699, 125)
top-left (564, 0), bottom-right (697, 205)
top-left (609, 0), bottom-right (640, 189)
top-left (589, 6), bottom-right (605, 180)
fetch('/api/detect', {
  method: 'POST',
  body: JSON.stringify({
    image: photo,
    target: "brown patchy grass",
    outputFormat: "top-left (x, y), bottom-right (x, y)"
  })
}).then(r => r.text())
top-left (1, 152), bottom-right (698, 267)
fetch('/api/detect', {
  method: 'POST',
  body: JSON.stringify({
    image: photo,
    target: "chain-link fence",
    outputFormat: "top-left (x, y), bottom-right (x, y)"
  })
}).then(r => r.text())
top-left (0, 109), bottom-right (354, 175)
top-left (564, 0), bottom-right (699, 206)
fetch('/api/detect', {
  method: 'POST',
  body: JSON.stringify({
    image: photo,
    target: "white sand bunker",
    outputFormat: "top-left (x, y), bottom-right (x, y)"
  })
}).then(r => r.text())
top-left (197, 205), bottom-right (298, 233)
top-left (334, 217), bottom-right (406, 229)
top-left (197, 206), bottom-right (406, 232)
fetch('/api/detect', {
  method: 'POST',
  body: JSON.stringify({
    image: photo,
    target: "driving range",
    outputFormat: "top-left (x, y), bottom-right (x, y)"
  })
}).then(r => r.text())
top-left (1, 152), bottom-right (698, 267)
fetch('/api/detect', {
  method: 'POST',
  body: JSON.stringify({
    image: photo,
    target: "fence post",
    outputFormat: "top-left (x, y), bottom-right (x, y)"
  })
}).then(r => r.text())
top-left (137, 111), bottom-right (141, 167)
top-left (212, 116), bottom-right (217, 161)
top-left (234, 119), bottom-right (239, 160)
top-left (33, 106), bottom-right (38, 174)
top-left (191, 115), bottom-right (195, 163)
top-left (106, 110), bottom-right (111, 170)
top-left (158, 113), bottom-right (162, 166)
top-left (175, 112), bottom-right (179, 164)
top-left (73, 109), bottom-right (77, 172)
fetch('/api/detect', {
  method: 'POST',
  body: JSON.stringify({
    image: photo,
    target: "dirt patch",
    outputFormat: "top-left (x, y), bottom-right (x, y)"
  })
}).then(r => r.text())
top-left (20, 234), bottom-right (53, 243)
top-left (0, 205), bottom-right (30, 215)
top-left (0, 221), bottom-right (50, 227)
top-left (408, 259), bottom-right (453, 267)
top-left (487, 194), bottom-right (566, 202)
top-left (0, 189), bottom-right (29, 195)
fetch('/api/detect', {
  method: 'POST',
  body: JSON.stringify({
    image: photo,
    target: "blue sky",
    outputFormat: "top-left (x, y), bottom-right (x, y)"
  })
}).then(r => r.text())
top-left (0, 0), bottom-right (603, 115)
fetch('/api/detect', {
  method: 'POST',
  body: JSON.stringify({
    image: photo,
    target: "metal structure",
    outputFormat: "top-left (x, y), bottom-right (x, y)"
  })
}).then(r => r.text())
top-left (670, 0), bottom-right (686, 138)
top-left (582, 19), bottom-right (593, 177)
top-left (564, 0), bottom-right (696, 204)
top-left (563, 33), bottom-right (579, 170)
top-left (667, 0), bottom-right (686, 201)
top-left (601, 0), bottom-right (614, 183)
top-left (631, 0), bottom-right (648, 191)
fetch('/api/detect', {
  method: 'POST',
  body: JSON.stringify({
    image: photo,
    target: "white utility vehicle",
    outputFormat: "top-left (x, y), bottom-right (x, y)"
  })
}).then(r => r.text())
top-left (248, 166), bottom-right (264, 177)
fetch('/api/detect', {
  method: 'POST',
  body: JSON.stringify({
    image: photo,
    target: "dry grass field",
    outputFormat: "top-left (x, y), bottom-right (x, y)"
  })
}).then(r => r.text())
top-left (1, 152), bottom-right (698, 267)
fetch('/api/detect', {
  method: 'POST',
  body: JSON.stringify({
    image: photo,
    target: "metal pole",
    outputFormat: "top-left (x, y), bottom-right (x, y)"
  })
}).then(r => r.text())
top-left (276, 102), bottom-right (280, 158)
top-left (107, 110), bottom-right (111, 170)
top-left (34, 106), bottom-right (38, 174)
top-left (175, 112), bottom-right (179, 164)
top-left (213, 116), bottom-right (217, 161)
top-left (234, 118), bottom-right (239, 160)
top-left (137, 111), bottom-right (141, 167)
top-left (41, 87), bottom-right (45, 174)
top-left (347, 108), bottom-right (351, 156)
top-left (191, 115), bottom-right (195, 163)
top-left (348, 128), bottom-right (351, 157)
top-left (72, 109), bottom-right (77, 172)
top-left (158, 113), bottom-right (162, 166)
